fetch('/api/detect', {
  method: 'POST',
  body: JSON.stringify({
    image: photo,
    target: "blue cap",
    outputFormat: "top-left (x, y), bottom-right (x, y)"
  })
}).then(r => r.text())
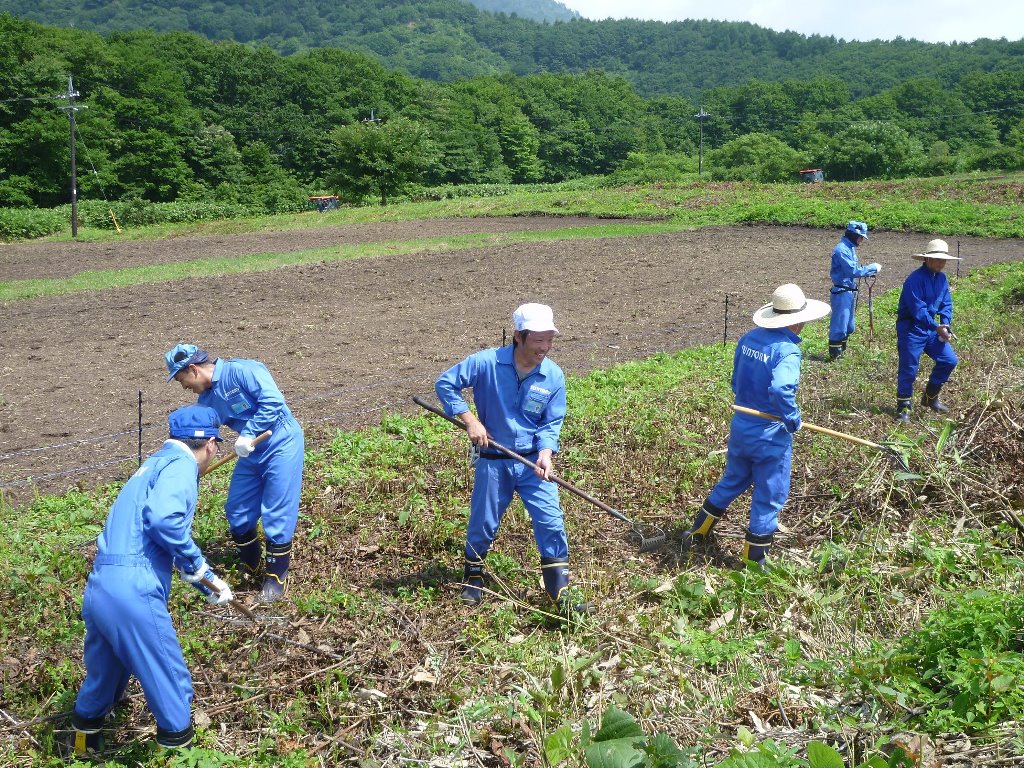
top-left (846, 220), bottom-right (869, 239)
top-left (168, 405), bottom-right (223, 442)
top-left (165, 343), bottom-right (209, 382)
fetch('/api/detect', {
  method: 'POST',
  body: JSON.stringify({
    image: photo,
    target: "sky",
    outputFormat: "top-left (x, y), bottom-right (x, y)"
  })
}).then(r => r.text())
top-left (557, 0), bottom-right (1024, 44)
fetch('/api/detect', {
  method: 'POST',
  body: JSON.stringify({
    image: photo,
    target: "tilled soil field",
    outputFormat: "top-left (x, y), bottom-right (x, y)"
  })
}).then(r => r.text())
top-left (1, 219), bottom-right (1019, 500)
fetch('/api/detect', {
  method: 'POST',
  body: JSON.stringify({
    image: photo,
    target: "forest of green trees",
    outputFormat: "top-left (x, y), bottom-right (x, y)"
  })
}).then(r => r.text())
top-left (1, 10), bottom-right (1023, 221)
top-left (4, 0), bottom-right (1024, 99)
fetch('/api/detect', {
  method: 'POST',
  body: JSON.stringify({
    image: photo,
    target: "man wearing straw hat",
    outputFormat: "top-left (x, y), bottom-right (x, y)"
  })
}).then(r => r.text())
top-left (828, 220), bottom-right (881, 360)
top-left (683, 284), bottom-right (831, 565)
top-left (894, 238), bottom-right (960, 424)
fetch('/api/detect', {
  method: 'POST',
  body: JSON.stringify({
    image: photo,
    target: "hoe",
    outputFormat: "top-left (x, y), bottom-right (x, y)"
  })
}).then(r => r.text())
top-left (731, 404), bottom-right (911, 472)
top-left (414, 396), bottom-right (667, 553)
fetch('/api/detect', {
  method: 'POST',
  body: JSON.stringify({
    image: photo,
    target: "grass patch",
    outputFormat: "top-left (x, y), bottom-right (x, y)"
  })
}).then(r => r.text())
top-left (2, 256), bottom-right (1023, 766)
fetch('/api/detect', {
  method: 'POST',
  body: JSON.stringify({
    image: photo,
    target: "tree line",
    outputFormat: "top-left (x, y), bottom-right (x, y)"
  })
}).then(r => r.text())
top-left (1, 15), bottom-right (1023, 213)
top-left (3, 1), bottom-right (1024, 101)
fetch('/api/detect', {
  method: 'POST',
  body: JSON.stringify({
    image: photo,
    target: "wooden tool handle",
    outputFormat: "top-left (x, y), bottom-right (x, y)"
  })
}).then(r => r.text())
top-left (730, 404), bottom-right (884, 450)
top-left (200, 429), bottom-right (272, 477)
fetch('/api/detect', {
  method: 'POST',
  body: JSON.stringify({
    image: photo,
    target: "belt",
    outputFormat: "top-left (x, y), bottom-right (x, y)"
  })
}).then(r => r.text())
top-left (830, 285), bottom-right (858, 294)
top-left (479, 450), bottom-right (537, 460)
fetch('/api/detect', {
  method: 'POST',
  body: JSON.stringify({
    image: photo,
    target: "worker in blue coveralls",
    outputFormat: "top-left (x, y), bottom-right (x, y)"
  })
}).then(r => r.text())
top-left (166, 344), bottom-right (304, 602)
top-left (828, 220), bottom-right (881, 360)
top-left (435, 303), bottom-right (587, 615)
top-left (684, 284), bottom-right (831, 565)
top-left (70, 405), bottom-right (231, 758)
top-left (894, 238), bottom-right (960, 424)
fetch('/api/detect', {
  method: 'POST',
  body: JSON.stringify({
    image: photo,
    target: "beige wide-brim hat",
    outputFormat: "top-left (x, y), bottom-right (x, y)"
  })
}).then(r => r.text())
top-left (752, 283), bottom-right (831, 329)
top-left (912, 238), bottom-right (961, 261)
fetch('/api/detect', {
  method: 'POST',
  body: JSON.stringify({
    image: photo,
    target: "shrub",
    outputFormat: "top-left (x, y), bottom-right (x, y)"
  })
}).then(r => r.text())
top-left (0, 207), bottom-right (66, 241)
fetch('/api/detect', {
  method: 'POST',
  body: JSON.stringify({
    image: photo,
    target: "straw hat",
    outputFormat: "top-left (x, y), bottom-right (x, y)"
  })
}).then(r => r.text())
top-left (912, 238), bottom-right (961, 261)
top-left (752, 284), bottom-right (831, 329)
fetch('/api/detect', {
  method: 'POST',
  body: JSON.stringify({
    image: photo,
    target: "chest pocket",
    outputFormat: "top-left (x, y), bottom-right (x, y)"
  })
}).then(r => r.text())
top-left (227, 393), bottom-right (252, 416)
top-left (523, 384), bottom-right (552, 417)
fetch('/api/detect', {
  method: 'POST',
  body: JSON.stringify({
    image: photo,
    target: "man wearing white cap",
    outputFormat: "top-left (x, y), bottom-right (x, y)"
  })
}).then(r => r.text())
top-left (894, 239), bottom-right (960, 424)
top-left (828, 220), bottom-right (881, 360)
top-left (684, 285), bottom-right (831, 565)
top-left (435, 303), bottom-right (584, 614)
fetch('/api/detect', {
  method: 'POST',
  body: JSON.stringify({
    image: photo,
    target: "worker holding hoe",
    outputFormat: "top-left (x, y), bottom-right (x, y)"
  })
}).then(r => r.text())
top-left (828, 220), bottom-right (881, 360)
top-left (434, 302), bottom-right (588, 615)
top-left (894, 238), bottom-right (960, 424)
top-left (684, 284), bottom-right (830, 565)
top-left (166, 343), bottom-right (304, 602)
top-left (70, 405), bottom-right (231, 757)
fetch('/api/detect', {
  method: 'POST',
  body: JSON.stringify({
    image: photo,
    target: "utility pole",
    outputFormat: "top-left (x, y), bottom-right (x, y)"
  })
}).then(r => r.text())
top-left (694, 107), bottom-right (710, 177)
top-left (57, 76), bottom-right (84, 237)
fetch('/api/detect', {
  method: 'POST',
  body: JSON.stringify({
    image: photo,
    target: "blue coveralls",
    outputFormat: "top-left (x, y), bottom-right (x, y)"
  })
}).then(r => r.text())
top-left (73, 441), bottom-right (207, 743)
top-left (829, 235), bottom-right (874, 347)
top-left (435, 345), bottom-right (568, 563)
top-left (896, 265), bottom-right (957, 398)
top-left (198, 358), bottom-right (304, 544)
top-left (707, 326), bottom-right (803, 537)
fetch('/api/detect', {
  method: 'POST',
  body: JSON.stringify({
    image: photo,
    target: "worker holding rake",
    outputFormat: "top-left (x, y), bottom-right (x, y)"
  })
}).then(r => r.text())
top-left (894, 238), bottom-right (960, 424)
top-left (828, 220), bottom-right (881, 360)
top-left (166, 343), bottom-right (305, 602)
top-left (435, 303), bottom-right (587, 615)
top-left (70, 406), bottom-right (231, 757)
top-left (685, 284), bottom-right (831, 565)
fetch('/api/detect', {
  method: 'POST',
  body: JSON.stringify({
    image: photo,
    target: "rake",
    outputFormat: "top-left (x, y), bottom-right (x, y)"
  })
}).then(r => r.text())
top-left (414, 396), bottom-right (666, 553)
top-left (731, 404), bottom-right (911, 472)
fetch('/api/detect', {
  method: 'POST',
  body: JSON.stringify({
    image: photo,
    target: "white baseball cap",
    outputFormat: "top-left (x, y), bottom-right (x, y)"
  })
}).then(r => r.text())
top-left (513, 303), bottom-right (559, 334)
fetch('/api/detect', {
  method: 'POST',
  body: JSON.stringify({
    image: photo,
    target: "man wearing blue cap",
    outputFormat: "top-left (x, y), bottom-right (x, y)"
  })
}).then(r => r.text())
top-left (828, 221), bottom-right (881, 360)
top-left (165, 344), bottom-right (304, 602)
top-left (70, 405), bottom-right (231, 758)
top-left (434, 303), bottom-right (589, 616)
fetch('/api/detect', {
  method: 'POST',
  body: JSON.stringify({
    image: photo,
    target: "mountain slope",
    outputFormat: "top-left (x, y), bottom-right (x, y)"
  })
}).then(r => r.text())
top-left (0, 0), bottom-right (1021, 99)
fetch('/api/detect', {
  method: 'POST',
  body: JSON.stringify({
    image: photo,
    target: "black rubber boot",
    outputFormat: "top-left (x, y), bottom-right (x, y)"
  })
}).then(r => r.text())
top-left (828, 339), bottom-right (847, 360)
top-left (260, 540), bottom-right (291, 602)
top-left (541, 557), bottom-right (593, 616)
top-left (156, 722), bottom-right (195, 752)
top-left (686, 500), bottom-right (724, 544)
top-left (743, 529), bottom-right (774, 566)
top-left (70, 712), bottom-right (106, 758)
top-left (895, 397), bottom-right (912, 424)
top-left (921, 383), bottom-right (949, 414)
top-left (231, 527), bottom-right (263, 581)
top-left (460, 557), bottom-right (486, 605)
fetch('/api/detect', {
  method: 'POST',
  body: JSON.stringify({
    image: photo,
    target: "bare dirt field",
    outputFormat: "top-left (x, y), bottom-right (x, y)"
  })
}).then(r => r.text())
top-left (1, 219), bottom-right (1019, 500)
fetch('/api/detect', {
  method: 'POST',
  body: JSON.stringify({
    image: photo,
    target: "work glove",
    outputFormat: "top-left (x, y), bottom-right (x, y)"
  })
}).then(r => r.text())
top-left (784, 415), bottom-right (802, 434)
top-left (180, 562), bottom-right (234, 605)
top-left (865, 263), bottom-right (881, 276)
top-left (234, 435), bottom-right (255, 458)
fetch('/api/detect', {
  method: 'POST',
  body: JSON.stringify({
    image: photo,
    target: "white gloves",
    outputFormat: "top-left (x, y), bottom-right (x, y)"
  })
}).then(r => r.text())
top-left (234, 435), bottom-right (255, 458)
top-left (204, 576), bottom-right (234, 605)
top-left (180, 562), bottom-right (234, 605)
top-left (865, 263), bottom-right (881, 275)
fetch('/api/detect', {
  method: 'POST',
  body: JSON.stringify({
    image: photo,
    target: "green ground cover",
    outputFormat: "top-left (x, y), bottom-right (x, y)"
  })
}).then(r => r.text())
top-left (2, 255), bottom-right (1022, 766)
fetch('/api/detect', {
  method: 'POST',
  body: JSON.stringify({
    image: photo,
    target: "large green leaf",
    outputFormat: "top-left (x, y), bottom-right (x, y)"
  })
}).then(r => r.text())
top-left (807, 741), bottom-right (846, 768)
top-left (584, 740), bottom-right (646, 768)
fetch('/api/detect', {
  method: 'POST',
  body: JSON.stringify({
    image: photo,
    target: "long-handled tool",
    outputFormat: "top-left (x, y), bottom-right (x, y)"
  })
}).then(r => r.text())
top-left (864, 274), bottom-right (877, 340)
top-left (731, 404), bottom-right (911, 472)
top-left (414, 396), bottom-right (666, 553)
top-left (200, 429), bottom-right (272, 477)
top-left (199, 576), bottom-right (258, 620)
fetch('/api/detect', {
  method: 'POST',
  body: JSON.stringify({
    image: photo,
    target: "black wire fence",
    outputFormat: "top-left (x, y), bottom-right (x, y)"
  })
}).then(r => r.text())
top-left (0, 294), bottom-right (763, 496)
